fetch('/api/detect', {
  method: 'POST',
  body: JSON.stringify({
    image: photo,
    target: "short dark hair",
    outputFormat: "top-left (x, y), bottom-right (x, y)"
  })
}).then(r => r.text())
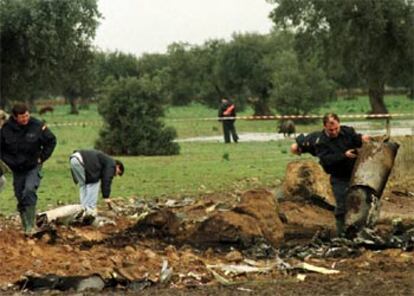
top-left (323, 112), bottom-right (340, 125)
top-left (115, 160), bottom-right (124, 176)
top-left (12, 103), bottom-right (29, 117)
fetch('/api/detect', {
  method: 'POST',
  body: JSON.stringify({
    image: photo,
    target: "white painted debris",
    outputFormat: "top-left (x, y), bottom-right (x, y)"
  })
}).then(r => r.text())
top-left (160, 260), bottom-right (173, 283)
top-left (206, 262), bottom-right (276, 276)
top-left (295, 262), bottom-right (340, 275)
top-left (207, 268), bottom-right (232, 285)
top-left (37, 204), bottom-right (85, 226)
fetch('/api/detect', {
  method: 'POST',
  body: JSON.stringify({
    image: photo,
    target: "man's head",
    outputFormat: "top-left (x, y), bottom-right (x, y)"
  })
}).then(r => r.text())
top-left (221, 97), bottom-right (229, 104)
top-left (115, 160), bottom-right (124, 177)
top-left (323, 113), bottom-right (341, 138)
top-left (12, 103), bottom-right (30, 126)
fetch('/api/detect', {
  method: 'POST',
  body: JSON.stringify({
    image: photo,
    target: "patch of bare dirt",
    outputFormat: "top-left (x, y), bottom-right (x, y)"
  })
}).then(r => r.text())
top-left (0, 178), bottom-right (413, 294)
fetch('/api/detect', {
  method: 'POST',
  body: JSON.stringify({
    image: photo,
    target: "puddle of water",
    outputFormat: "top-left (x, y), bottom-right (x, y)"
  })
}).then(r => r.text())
top-left (176, 128), bottom-right (414, 143)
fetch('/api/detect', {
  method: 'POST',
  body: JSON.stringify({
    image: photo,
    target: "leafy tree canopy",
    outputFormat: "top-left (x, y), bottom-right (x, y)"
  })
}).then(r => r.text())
top-left (268, 0), bottom-right (414, 113)
top-left (0, 0), bottom-right (100, 108)
top-left (96, 76), bottom-right (180, 156)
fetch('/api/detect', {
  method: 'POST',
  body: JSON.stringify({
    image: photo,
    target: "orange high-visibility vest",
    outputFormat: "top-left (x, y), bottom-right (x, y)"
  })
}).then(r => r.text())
top-left (223, 104), bottom-right (235, 116)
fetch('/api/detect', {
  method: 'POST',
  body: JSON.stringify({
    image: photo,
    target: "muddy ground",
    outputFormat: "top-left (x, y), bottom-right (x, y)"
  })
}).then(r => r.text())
top-left (0, 172), bottom-right (413, 295)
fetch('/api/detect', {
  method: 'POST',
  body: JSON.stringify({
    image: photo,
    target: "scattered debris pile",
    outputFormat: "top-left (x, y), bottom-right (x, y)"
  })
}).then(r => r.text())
top-left (281, 223), bottom-right (414, 260)
top-left (89, 189), bottom-right (284, 256)
top-left (0, 141), bottom-right (413, 294)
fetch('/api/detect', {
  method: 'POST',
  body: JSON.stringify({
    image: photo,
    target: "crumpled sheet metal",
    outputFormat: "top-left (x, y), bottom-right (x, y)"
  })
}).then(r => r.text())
top-left (346, 141), bottom-right (399, 233)
top-left (280, 226), bottom-right (414, 260)
top-left (36, 204), bottom-right (85, 227)
top-left (350, 141), bottom-right (399, 196)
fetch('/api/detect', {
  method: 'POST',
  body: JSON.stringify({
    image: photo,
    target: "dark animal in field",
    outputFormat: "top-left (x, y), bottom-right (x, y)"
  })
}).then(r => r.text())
top-left (39, 106), bottom-right (54, 115)
top-left (278, 119), bottom-right (296, 137)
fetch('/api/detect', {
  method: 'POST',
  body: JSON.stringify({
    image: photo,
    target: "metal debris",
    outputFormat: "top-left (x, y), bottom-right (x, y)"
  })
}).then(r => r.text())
top-left (17, 274), bottom-right (105, 292)
top-left (207, 263), bottom-right (275, 276)
top-left (159, 260), bottom-right (173, 284)
top-left (36, 204), bottom-right (116, 228)
top-left (36, 204), bottom-right (85, 227)
top-left (346, 141), bottom-right (399, 233)
top-left (294, 262), bottom-right (339, 275)
top-left (280, 226), bottom-right (414, 260)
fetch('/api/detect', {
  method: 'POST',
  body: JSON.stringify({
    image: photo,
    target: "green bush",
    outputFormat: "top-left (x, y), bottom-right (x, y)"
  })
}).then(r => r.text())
top-left (96, 77), bottom-right (180, 156)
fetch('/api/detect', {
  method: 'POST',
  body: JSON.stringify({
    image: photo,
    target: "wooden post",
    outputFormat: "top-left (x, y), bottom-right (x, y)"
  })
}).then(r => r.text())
top-left (385, 117), bottom-right (391, 137)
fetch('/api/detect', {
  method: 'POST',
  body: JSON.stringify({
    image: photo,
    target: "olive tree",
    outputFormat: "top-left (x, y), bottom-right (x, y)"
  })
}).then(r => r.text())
top-left (0, 0), bottom-right (100, 109)
top-left (268, 0), bottom-right (414, 113)
top-left (96, 76), bottom-right (180, 156)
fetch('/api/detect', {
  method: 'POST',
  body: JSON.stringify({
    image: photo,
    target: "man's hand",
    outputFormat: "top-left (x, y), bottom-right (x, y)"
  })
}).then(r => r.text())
top-left (345, 149), bottom-right (358, 159)
top-left (362, 134), bottom-right (371, 143)
top-left (104, 198), bottom-right (113, 210)
top-left (290, 143), bottom-right (302, 155)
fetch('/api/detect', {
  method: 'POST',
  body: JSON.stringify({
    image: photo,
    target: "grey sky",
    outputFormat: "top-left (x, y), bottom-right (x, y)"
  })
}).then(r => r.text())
top-left (94, 0), bottom-right (274, 57)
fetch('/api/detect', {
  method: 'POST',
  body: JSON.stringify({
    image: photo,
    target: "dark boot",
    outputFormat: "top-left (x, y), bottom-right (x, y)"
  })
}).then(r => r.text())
top-left (335, 215), bottom-right (345, 237)
top-left (19, 211), bottom-right (27, 233)
top-left (24, 205), bottom-right (37, 237)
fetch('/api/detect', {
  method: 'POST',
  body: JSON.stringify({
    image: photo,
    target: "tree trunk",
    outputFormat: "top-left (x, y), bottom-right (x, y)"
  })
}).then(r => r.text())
top-left (368, 81), bottom-right (388, 114)
top-left (28, 95), bottom-right (37, 113)
top-left (0, 94), bottom-right (6, 110)
top-left (408, 88), bottom-right (414, 100)
top-left (253, 99), bottom-right (272, 116)
top-left (68, 96), bottom-right (79, 115)
top-left (252, 89), bottom-right (273, 116)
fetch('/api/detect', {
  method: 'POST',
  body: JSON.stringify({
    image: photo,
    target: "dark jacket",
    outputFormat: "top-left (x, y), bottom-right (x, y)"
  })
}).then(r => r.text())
top-left (295, 131), bottom-right (323, 156)
top-left (315, 126), bottom-right (363, 179)
top-left (218, 100), bottom-right (236, 123)
top-left (0, 117), bottom-right (56, 172)
top-left (76, 149), bottom-right (116, 198)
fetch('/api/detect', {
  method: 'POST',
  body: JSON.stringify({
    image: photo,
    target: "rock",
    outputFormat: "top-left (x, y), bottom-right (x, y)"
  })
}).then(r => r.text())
top-left (165, 245), bottom-right (180, 262)
top-left (75, 275), bottom-right (105, 292)
top-left (225, 250), bottom-right (243, 262)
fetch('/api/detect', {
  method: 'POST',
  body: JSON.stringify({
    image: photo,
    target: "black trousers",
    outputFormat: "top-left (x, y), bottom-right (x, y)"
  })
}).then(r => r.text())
top-left (222, 120), bottom-right (238, 143)
top-left (330, 177), bottom-right (350, 218)
top-left (12, 166), bottom-right (41, 212)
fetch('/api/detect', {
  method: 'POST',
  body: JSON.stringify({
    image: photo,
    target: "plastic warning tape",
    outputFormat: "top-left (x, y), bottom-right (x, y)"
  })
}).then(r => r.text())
top-left (45, 112), bottom-right (414, 127)
top-left (168, 112), bottom-right (414, 122)
top-left (47, 121), bottom-right (102, 127)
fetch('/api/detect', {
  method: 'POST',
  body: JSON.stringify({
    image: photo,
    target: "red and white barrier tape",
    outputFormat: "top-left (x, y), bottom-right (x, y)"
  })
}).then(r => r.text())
top-left (170, 112), bottom-right (414, 122)
top-left (47, 121), bottom-right (102, 127)
top-left (46, 112), bottom-right (414, 127)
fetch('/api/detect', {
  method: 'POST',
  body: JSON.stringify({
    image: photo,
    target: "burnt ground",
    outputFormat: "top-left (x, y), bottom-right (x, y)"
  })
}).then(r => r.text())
top-left (0, 178), bottom-right (413, 295)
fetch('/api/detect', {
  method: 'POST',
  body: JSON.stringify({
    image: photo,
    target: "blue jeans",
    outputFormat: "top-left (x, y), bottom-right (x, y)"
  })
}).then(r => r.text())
top-left (70, 156), bottom-right (100, 214)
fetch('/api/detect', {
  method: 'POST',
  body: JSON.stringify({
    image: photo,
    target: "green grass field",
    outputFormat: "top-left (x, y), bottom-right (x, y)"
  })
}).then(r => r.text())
top-left (0, 95), bottom-right (412, 214)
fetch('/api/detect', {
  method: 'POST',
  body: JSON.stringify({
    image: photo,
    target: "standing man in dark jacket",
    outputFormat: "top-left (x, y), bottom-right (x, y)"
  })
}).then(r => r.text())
top-left (291, 113), bottom-right (370, 236)
top-left (69, 149), bottom-right (124, 217)
top-left (0, 103), bottom-right (57, 236)
top-left (218, 97), bottom-right (239, 143)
